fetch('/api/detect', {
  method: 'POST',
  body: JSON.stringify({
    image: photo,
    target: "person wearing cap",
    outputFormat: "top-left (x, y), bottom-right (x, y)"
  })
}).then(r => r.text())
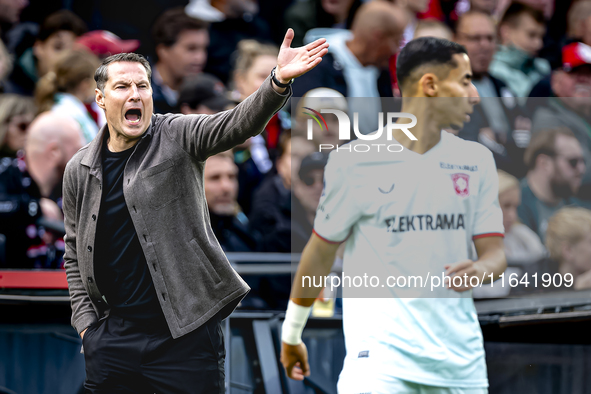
top-left (76, 30), bottom-right (140, 60)
top-left (530, 41), bottom-right (591, 200)
top-left (178, 73), bottom-right (235, 115)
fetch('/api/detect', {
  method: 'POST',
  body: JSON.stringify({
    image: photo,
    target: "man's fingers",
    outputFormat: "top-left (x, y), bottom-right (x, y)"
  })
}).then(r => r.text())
top-left (305, 38), bottom-right (327, 51)
top-left (300, 357), bottom-right (311, 376)
top-left (282, 28), bottom-right (295, 49)
top-left (307, 43), bottom-right (329, 57)
top-left (291, 363), bottom-right (305, 380)
top-left (444, 260), bottom-right (473, 276)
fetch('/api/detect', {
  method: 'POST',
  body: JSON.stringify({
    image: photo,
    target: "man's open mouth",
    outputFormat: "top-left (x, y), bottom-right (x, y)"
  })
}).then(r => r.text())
top-left (125, 109), bottom-right (142, 125)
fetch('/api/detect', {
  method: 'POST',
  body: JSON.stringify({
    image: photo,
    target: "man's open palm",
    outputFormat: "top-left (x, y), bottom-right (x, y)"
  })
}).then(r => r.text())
top-left (276, 28), bottom-right (329, 82)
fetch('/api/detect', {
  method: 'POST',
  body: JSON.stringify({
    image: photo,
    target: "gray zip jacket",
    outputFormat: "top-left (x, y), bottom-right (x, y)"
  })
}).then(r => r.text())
top-left (63, 76), bottom-right (291, 339)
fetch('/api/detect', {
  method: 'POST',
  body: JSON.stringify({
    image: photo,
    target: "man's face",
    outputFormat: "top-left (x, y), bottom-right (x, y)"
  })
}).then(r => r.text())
top-left (503, 14), bottom-right (545, 56)
top-left (550, 135), bottom-right (586, 197)
top-left (96, 61), bottom-right (153, 144)
top-left (158, 29), bottom-right (209, 81)
top-left (455, 14), bottom-right (496, 76)
top-left (435, 53), bottom-right (480, 129)
top-left (204, 156), bottom-right (239, 216)
top-left (34, 31), bottom-right (77, 75)
top-left (0, 0), bottom-right (28, 24)
top-left (293, 168), bottom-right (325, 216)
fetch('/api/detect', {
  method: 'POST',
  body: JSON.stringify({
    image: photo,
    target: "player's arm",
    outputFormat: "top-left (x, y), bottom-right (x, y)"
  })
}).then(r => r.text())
top-left (445, 236), bottom-right (506, 292)
top-left (280, 233), bottom-right (341, 380)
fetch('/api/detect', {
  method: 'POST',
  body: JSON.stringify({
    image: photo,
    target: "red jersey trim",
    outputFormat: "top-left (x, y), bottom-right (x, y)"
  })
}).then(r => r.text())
top-left (472, 232), bottom-right (505, 240)
top-left (313, 229), bottom-right (346, 244)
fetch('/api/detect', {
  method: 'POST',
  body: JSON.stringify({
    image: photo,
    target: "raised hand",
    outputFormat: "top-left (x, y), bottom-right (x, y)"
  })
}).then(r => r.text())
top-left (275, 28), bottom-right (329, 83)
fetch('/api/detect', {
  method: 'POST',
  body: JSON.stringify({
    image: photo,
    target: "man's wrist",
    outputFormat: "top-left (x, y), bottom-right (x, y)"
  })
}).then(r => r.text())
top-left (274, 66), bottom-right (290, 84)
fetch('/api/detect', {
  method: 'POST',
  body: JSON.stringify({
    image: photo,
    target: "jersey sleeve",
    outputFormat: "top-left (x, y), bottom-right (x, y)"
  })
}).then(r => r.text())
top-left (472, 149), bottom-right (504, 239)
top-left (313, 152), bottom-right (362, 243)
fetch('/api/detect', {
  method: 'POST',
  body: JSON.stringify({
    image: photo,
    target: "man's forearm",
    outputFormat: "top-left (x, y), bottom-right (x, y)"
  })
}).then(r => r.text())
top-left (474, 244), bottom-right (507, 284)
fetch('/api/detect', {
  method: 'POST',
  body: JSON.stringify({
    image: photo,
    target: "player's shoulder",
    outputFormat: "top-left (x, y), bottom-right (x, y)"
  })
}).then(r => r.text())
top-left (443, 131), bottom-right (494, 162)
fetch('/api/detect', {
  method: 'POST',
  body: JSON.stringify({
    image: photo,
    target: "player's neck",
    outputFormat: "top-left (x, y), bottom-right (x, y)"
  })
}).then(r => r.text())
top-left (393, 104), bottom-right (441, 154)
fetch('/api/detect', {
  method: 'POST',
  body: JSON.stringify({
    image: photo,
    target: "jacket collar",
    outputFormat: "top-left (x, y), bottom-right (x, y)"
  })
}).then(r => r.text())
top-left (79, 116), bottom-right (155, 179)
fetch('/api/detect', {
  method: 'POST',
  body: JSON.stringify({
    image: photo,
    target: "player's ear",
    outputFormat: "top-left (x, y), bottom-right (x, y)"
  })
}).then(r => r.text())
top-left (96, 88), bottom-right (105, 110)
top-left (419, 73), bottom-right (438, 97)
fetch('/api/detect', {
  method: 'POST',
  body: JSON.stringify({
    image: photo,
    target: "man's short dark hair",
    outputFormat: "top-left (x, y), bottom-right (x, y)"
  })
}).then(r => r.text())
top-left (152, 7), bottom-right (208, 49)
top-left (500, 2), bottom-right (545, 28)
top-left (37, 10), bottom-right (87, 42)
top-left (94, 53), bottom-right (152, 92)
top-left (396, 37), bottom-right (467, 92)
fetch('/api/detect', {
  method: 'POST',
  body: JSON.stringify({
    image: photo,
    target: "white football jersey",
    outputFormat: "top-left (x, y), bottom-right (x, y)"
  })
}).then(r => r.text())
top-left (314, 130), bottom-right (504, 389)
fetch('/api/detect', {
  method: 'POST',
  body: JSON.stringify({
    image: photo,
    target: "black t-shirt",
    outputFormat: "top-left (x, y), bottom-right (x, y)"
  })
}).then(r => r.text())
top-left (94, 137), bottom-right (165, 322)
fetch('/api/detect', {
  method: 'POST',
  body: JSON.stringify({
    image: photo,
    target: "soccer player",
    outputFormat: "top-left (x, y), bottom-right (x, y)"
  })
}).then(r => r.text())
top-left (280, 37), bottom-right (507, 393)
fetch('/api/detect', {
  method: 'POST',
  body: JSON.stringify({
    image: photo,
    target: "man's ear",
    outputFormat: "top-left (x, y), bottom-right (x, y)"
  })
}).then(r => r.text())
top-left (419, 73), bottom-right (438, 97)
top-left (96, 88), bottom-right (105, 110)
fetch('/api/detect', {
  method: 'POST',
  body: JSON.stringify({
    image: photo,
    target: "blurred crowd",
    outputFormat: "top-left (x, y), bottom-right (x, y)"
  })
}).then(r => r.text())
top-left (2, 0), bottom-right (591, 300)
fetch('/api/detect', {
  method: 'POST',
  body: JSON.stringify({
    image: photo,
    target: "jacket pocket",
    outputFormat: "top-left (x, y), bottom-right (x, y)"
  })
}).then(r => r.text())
top-left (140, 159), bottom-right (182, 210)
top-left (189, 238), bottom-right (222, 284)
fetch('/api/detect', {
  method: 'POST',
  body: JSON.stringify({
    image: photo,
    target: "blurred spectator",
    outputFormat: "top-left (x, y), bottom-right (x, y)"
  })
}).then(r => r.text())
top-left (296, 0), bottom-right (407, 134)
top-left (395, 0), bottom-right (433, 45)
top-left (530, 42), bottom-right (591, 198)
top-left (0, 0), bottom-right (28, 41)
top-left (0, 40), bottom-right (12, 92)
top-left (518, 127), bottom-right (588, 242)
top-left (292, 87), bottom-right (348, 150)
top-left (230, 39), bottom-right (284, 215)
top-left (284, 0), bottom-right (363, 48)
top-left (545, 206), bottom-right (591, 290)
top-left (204, 150), bottom-right (261, 252)
top-left (413, 19), bottom-right (453, 40)
top-left (76, 30), bottom-right (140, 60)
top-left (292, 152), bottom-right (328, 252)
top-left (232, 39), bottom-right (283, 150)
top-left (489, 2), bottom-right (551, 98)
top-left (455, 10), bottom-right (531, 178)
top-left (178, 73), bottom-right (235, 115)
top-left (35, 49), bottom-right (101, 143)
top-left (0, 93), bottom-right (34, 157)
top-left (0, 103), bottom-right (79, 268)
top-left (151, 7), bottom-right (209, 114)
top-left (5, 10), bottom-right (87, 96)
top-left (186, 0), bottom-right (273, 84)
top-left (25, 112), bottom-right (83, 203)
top-left (498, 169), bottom-right (546, 263)
top-left (249, 133), bottom-right (316, 252)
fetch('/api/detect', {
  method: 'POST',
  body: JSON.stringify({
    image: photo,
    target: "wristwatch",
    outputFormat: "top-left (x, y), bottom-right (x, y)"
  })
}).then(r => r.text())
top-left (271, 67), bottom-right (293, 88)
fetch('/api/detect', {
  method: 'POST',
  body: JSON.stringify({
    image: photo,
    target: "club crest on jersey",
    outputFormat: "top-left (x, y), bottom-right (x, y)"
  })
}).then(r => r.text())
top-left (451, 173), bottom-right (469, 197)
